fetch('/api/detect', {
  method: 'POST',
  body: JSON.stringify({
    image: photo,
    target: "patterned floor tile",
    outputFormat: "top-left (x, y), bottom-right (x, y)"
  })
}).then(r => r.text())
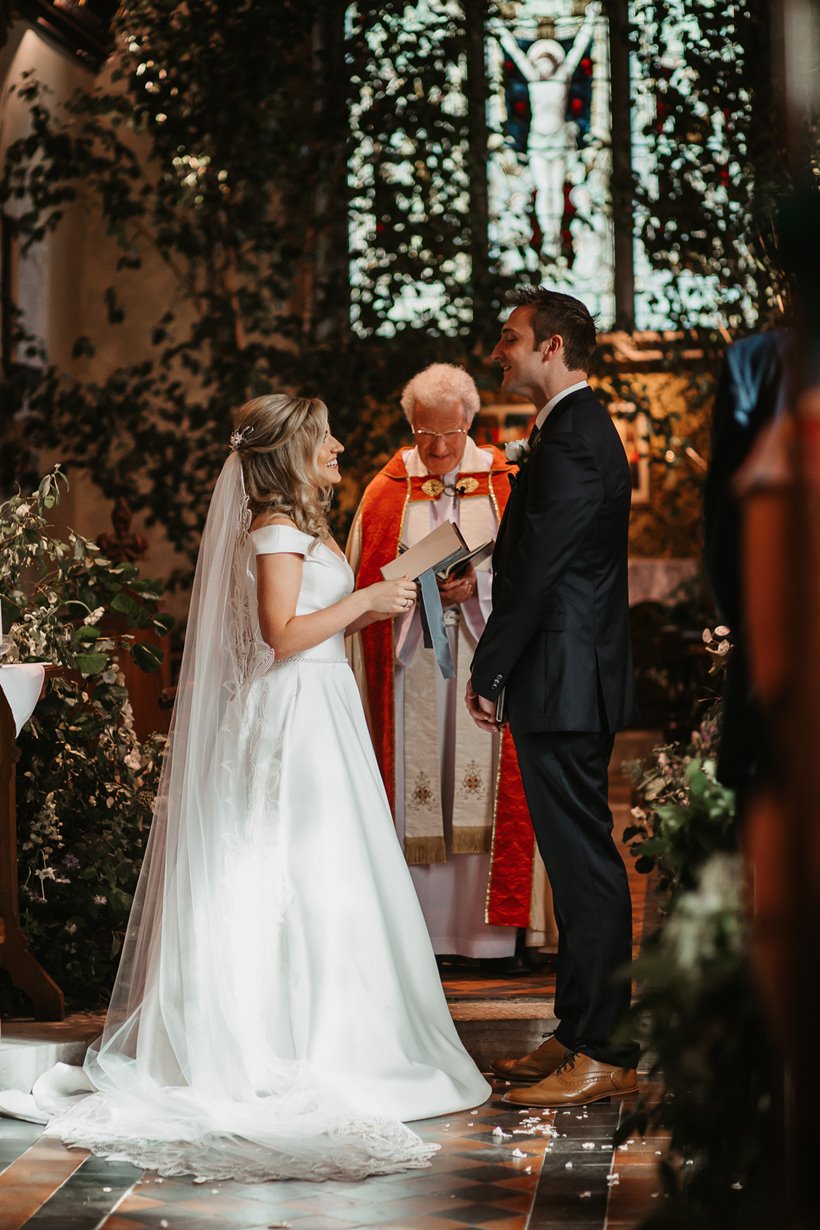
top-left (1, 732), bottom-right (669, 1230)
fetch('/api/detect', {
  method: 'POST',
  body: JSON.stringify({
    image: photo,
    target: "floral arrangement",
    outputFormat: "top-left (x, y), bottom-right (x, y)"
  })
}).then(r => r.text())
top-left (619, 628), bottom-right (775, 1226)
top-left (0, 470), bottom-right (170, 1009)
top-left (623, 626), bottom-right (735, 896)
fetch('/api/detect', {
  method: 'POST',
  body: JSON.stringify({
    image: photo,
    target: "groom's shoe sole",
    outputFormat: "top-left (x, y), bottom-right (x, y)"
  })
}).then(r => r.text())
top-left (501, 1084), bottom-right (638, 1106)
top-left (501, 1057), bottom-right (639, 1108)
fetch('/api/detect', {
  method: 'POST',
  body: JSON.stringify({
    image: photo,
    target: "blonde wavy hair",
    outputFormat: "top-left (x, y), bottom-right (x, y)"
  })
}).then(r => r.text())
top-left (233, 394), bottom-right (331, 540)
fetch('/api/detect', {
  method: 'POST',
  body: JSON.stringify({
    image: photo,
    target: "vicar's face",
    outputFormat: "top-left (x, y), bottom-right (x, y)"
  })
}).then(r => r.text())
top-left (491, 306), bottom-right (550, 403)
top-left (411, 401), bottom-right (469, 476)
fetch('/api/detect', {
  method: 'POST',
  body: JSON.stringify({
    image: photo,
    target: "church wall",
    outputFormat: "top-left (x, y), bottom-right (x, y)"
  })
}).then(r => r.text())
top-left (1, 21), bottom-right (193, 617)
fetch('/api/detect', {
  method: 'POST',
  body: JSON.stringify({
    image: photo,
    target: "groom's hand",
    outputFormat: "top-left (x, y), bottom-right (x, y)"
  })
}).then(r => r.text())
top-left (465, 677), bottom-right (498, 732)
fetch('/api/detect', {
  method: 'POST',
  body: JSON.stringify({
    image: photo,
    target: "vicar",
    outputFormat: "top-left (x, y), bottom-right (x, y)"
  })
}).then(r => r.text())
top-left (468, 287), bottom-right (640, 1106)
top-left (347, 363), bottom-right (556, 960)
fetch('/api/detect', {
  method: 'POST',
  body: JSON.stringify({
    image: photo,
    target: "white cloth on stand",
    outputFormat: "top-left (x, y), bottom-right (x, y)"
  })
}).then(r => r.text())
top-left (0, 664), bottom-right (46, 736)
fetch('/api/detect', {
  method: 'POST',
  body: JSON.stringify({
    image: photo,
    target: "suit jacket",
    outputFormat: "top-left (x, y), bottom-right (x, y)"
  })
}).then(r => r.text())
top-left (703, 329), bottom-right (789, 788)
top-left (704, 329), bottom-right (789, 631)
top-left (471, 386), bottom-right (638, 735)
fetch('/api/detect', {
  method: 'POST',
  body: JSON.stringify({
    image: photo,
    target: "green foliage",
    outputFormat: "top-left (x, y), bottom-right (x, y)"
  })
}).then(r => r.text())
top-left (0, 1), bottom-right (498, 568)
top-left (0, 470), bottom-right (169, 1008)
top-left (3, 0), bottom-right (816, 575)
top-left (1, 0), bottom-right (330, 570)
top-left (631, 0), bottom-right (797, 331)
top-left (623, 723), bottom-right (736, 898)
top-left (621, 639), bottom-right (774, 1227)
top-left (621, 858), bottom-right (774, 1229)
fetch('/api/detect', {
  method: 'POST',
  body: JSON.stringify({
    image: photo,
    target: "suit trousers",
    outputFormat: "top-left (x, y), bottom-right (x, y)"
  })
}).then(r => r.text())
top-left (513, 728), bottom-right (640, 1069)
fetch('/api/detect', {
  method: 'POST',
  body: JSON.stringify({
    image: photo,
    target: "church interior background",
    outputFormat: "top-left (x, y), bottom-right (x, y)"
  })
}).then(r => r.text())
top-left (0, 1), bottom-right (819, 1227)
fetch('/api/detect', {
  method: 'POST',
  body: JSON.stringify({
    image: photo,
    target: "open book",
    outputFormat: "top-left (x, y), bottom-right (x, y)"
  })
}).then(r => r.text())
top-left (380, 520), bottom-right (494, 582)
top-left (435, 538), bottom-right (494, 581)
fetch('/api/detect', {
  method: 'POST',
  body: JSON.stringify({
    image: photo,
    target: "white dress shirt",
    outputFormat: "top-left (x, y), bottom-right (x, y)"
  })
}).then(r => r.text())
top-left (534, 379), bottom-right (589, 431)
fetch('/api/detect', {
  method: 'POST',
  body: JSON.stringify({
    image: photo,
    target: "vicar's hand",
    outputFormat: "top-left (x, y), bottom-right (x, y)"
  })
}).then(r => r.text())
top-left (439, 564), bottom-right (477, 608)
top-left (465, 677), bottom-right (498, 733)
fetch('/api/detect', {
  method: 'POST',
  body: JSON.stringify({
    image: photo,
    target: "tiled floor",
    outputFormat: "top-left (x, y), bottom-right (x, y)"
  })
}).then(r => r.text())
top-left (0, 731), bottom-right (665, 1229)
top-left (0, 1087), bottom-right (665, 1230)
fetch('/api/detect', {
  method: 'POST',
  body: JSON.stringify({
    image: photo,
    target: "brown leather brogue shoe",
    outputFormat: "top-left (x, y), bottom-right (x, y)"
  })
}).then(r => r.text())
top-left (502, 1051), bottom-right (638, 1107)
top-left (490, 1033), bottom-right (570, 1083)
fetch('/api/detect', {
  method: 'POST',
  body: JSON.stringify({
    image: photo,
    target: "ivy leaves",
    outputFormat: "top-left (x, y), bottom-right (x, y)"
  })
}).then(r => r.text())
top-left (0, 470), bottom-right (169, 1010)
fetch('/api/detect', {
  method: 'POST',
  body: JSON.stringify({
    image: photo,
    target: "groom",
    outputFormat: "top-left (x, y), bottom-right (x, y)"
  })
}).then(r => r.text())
top-left (467, 286), bottom-right (640, 1107)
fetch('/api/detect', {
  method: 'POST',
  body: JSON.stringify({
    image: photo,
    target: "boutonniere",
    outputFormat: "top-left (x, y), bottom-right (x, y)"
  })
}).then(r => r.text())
top-left (505, 438), bottom-right (530, 465)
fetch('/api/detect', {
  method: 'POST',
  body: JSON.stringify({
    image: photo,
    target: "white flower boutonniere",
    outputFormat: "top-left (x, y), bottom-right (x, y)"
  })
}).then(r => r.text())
top-left (505, 438), bottom-right (531, 465)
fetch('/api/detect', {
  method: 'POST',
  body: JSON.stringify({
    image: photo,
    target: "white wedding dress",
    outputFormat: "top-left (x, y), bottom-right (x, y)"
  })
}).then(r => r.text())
top-left (1, 467), bottom-right (489, 1182)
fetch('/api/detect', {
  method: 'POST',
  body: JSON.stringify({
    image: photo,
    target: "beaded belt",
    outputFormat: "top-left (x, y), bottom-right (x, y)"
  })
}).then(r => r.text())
top-left (270, 656), bottom-right (348, 666)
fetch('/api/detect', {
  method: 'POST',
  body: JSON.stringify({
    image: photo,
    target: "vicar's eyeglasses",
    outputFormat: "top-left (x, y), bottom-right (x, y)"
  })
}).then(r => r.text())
top-left (412, 427), bottom-right (469, 442)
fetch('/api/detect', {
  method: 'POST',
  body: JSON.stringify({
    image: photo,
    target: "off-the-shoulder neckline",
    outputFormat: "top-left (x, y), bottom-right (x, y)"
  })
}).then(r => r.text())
top-left (249, 525), bottom-right (349, 568)
top-left (250, 522), bottom-right (310, 540)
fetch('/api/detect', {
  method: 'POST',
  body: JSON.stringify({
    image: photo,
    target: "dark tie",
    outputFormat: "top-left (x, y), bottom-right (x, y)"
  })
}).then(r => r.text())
top-left (528, 422), bottom-right (541, 447)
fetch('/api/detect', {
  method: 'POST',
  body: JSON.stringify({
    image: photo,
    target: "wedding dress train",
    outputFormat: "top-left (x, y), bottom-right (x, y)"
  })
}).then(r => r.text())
top-left (0, 462), bottom-right (489, 1182)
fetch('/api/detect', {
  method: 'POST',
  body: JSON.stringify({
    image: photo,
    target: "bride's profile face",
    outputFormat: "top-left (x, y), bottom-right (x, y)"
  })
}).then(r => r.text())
top-left (315, 422), bottom-right (344, 487)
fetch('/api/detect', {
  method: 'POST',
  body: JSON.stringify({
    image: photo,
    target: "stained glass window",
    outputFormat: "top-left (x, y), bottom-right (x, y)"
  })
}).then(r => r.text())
top-left (487, 0), bottom-right (614, 325)
top-left (630, 1), bottom-right (726, 329)
top-left (347, 1), bottom-right (472, 337)
top-left (346, 1), bottom-right (723, 336)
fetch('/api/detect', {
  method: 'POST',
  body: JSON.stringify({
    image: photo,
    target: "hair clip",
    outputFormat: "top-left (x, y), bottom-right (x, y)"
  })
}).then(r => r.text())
top-left (229, 425), bottom-right (254, 452)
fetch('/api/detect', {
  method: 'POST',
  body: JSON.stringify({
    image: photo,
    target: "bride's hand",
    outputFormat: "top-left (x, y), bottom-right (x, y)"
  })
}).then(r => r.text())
top-left (364, 577), bottom-right (417, 617)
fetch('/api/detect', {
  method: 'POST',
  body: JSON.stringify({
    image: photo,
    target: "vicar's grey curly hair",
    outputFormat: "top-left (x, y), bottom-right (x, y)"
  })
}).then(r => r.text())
top-left (400, 363), bottom-right (481, 425)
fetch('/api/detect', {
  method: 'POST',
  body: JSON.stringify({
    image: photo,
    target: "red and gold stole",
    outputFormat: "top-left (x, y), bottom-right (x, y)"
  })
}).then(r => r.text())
top-left (353, 446), bottom-right (535, 927)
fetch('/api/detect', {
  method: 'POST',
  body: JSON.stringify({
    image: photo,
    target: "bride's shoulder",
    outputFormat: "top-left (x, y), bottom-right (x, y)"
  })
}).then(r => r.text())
top-left (250, 517), bottom-right (314, 559)
top-left (250, 513), bottom-right (298, 534)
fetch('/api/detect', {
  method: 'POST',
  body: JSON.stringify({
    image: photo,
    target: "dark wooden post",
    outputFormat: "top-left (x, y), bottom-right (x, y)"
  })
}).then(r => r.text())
top-left (464, 0), bottom-right (492, 348)
top-left (608, 0), bottom-right (635, 332)
top-left (0, 679), bottom-right (64, 1020)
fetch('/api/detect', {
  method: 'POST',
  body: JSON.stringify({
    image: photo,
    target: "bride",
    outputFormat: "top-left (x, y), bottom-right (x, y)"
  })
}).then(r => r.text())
top-left (19, 394), bottom-right (490, 1181)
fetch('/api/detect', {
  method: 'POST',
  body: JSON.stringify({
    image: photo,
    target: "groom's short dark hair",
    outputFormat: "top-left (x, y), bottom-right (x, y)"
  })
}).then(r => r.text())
top-left (505, 286), bottom-right (597, 372)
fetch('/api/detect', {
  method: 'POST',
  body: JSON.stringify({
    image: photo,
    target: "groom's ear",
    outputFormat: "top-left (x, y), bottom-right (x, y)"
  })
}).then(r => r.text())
top-left (540, 334), bottom-right (563, 363)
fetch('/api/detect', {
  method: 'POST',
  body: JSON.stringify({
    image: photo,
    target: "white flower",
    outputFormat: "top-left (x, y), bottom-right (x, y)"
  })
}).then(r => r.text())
top-left (505, 438), bottom-right (531, 465)
top-left (124, 750), bottom-right (142, 771)
top-left (92, 894), bottom-right (108, 906)
top-left (15, 503), bottom-right (31, 518)
top-left (662, 853), bottom-right (745, 970)
top-left (83, 607), bottom-right (105, 626)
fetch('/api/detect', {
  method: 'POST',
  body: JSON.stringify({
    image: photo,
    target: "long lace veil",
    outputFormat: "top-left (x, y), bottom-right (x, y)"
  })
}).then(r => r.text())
top-left (92, 453), bottom-right (254, 1067)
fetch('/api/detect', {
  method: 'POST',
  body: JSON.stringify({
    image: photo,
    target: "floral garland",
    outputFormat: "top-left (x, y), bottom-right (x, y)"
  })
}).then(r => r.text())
top-left (1, 470), bottom-right (169, 1009)
top-left (618, 630), bottom-right (775, 1226)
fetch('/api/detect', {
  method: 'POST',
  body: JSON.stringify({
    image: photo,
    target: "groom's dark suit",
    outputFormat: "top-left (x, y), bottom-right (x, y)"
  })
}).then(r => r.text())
top-left (472, 384), bottom-right (639, 1067)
